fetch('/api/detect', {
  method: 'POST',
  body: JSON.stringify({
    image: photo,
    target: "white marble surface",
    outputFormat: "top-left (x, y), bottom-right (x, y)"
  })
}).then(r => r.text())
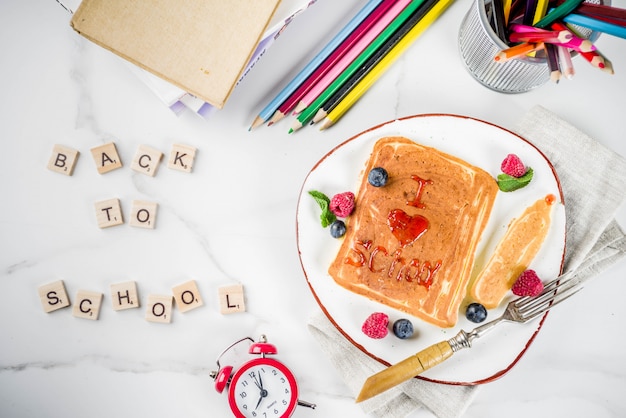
top-left (1, 1), bottom-right (626, 417)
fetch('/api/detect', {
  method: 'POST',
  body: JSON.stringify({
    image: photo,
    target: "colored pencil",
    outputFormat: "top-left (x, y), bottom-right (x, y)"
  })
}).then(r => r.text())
top-left (577, 12), bottom-right (626, 27)
top-left (311, 0), bottom-right (423, 123)
top-left (556, 1), bottom-right (626, 22)
top-left (580, 50), bottom-right (615, 74)
top-left (550, 21), bottom-right (595, 52)
top-left (557, 45), bottom-right (575, 79)
top-left (563, 13), bottom-right (626, 40)
top-left (294, 0), bottom-right (412, 115)
top-left (503, 0), bottom-right (513, 24)
top-left (534, 0), bottom-right (585, 29)
top-left (267, 0), bottom-right (399, 126)
top-left (523, 0), bottom-right (538, 25)
top-left (509, 30), bottom-right (571, 43)
top-left (248, 0), bottom-right (383, 130)
top-left (491, 0), bottom-right (508, 41)
top-left (494, 42), bottom-right (544, 62)
top-left (545, 43), bottom-right (561, 83)
top-left (289, 0), bottom-right (428, 133)
top-left (320, 0), bottom-right (455, 131)
top-left (532, 0), bottom-right (549, 24)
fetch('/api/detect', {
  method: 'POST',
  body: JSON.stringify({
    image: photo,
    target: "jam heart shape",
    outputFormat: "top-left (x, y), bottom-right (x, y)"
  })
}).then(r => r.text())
top-left (387, 209), bottom-right (429, 247)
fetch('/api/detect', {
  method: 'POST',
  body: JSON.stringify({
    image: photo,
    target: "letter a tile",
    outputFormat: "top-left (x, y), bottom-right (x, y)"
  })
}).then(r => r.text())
top-left (91, 142), bottom-right (123, 174)
top-left (38, 280), bottom-right (71, 313)
top-left (47, 145), bottom-right (79, 176)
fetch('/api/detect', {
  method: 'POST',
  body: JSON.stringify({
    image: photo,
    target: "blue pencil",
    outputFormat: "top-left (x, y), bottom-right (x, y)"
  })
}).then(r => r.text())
top-left (563, 13), bottom-right (626, 40)
top-left (249, 0), bottom-right (384, 130)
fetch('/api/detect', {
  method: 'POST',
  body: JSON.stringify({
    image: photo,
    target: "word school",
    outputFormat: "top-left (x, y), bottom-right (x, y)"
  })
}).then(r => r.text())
top-left (37, 280), bottom-right (246, 323)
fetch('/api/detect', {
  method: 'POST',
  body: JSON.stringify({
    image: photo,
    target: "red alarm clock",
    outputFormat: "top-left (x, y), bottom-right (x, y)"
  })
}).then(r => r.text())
top-left (211, 335), bottom-right (316, 418)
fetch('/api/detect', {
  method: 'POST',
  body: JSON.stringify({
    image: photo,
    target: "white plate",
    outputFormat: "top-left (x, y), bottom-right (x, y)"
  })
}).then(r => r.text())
top-left (296, 114), bottom-right (566, 384)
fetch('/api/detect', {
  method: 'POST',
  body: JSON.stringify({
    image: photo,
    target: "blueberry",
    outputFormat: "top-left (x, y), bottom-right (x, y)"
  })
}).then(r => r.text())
top-left (465, 303), bottom-right (487, 323)
top-left (330, 220), bottom-right (346, 238)
top-left (392, 318), bottom-right (414, 339)
top-left (368, 167), bottom-right (388, 187)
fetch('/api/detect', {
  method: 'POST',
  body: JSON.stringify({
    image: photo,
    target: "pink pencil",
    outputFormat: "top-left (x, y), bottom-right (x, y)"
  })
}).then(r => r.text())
top-left (267, 0), bottom-right (399, 125)
top-left (292, 0), bottom-right (412, 116)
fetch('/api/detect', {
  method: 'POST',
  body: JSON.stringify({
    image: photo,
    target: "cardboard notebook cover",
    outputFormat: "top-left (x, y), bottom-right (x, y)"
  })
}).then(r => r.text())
top-left (70, 0), bottom-right (282, 109)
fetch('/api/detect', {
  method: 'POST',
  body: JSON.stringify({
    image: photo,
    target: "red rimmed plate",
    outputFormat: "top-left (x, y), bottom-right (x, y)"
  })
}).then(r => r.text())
top-left (296, 114), bottom-right (565, 385)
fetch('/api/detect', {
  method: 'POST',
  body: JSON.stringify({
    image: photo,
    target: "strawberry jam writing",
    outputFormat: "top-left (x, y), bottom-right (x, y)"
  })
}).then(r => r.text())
top-left (345, 239), bottom-right (442, 290)
top-left (387, 209), bottom-right (428, 247)
top-left (406, 175), bottom-right (433, 208)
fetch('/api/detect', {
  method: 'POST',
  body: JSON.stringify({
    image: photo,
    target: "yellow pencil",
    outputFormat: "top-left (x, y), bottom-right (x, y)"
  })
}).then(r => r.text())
top-left (319, 0), bottom-right (456, 131)
top-left (532, 0), bottom-right (549, 24)
top-left (503, 0), bottom-right (512, 24)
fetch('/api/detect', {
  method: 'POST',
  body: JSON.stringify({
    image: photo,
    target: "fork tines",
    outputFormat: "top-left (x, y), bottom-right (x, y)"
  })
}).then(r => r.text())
top-left (514, 272), bottom-right (583, 321)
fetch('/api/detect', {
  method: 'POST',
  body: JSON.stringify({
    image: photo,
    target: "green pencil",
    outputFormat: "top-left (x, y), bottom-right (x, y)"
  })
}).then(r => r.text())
top-left (534, 0), bottom-right (584, 28)
top-left (289, 0), bottom-right (426, 133)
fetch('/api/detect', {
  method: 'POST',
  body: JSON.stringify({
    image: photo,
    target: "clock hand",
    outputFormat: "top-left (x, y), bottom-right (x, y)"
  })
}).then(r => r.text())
top-left (253, 373), bottom-right (262, 390)
top-left (255, 388), bottom-right (268, 410)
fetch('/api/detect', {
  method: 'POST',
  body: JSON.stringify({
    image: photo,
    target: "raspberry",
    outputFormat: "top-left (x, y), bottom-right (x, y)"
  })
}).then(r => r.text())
top-left (361, 312), bottom-right (389, 339)
top-left (512, 269), bottom-right (544, 297)
top-left (501, 154), bottom-right (527, 178)
top-left (329, 192), bottom-right (355, 217)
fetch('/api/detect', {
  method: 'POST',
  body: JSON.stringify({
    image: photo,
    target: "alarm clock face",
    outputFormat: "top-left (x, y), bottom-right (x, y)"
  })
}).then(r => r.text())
top-left (228, 357), bottom-right (299, 418)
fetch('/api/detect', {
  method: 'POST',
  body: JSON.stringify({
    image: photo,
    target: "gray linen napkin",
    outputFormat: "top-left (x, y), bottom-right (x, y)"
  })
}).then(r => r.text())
top-left (307, 105), bottom-right (626, 418)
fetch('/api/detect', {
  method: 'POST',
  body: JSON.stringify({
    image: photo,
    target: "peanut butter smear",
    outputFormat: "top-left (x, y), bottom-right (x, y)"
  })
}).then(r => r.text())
top-left (469, 194), bottom-right (556, 309)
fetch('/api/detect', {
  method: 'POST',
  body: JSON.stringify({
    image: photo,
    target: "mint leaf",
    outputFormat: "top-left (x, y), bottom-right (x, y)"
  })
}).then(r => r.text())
top-left (497, 167), bottom-right (534, 192)
top-left (308, 190), bottom-right (336, 227)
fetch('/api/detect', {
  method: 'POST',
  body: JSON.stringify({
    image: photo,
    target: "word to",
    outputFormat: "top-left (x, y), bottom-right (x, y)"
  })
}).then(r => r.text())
top-left (37, 280), bottom-right (246, 323)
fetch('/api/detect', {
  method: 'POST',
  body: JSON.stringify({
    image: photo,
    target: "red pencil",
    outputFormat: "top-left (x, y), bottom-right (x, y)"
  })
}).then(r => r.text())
top-left (267, 0), bottom-right (398, 125)
top-left (580, 50), bottom-right (614, 74)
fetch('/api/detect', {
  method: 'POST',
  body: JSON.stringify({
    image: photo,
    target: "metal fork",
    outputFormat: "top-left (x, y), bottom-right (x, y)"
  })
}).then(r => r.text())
top-left (356, 272), bottom-right (584, 402)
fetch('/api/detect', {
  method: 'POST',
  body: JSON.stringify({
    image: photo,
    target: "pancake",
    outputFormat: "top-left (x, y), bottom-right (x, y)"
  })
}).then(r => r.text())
top-left (328, 136), bottom-right (499, 327)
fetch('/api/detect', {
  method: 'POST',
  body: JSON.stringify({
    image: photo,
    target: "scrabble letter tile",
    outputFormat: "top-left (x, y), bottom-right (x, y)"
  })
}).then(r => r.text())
top-left (110, 281), bottom-right (139, 311)
top-left (38, 280), bottom-right (71, 313)
top-left (218, 284), bottom-right (245, 314)
top-left (91, 142), bottom-right (123, 174)
top-left (131, 145), bottom-right (162, 176)
top-left (95, 198), bottom-right (124, 228)
top-left (172, 280), bottom-right (203, 313)
top-left (72, 290), bottom-right (104, 320)
top-left (145, 294), bottom-right (173, 323)
top-left (47, 145), bottom-right (79, 176)
top-left (129, 200), bottom-right (158, 229)
top-left (167, 144), bottom-right (196, 173)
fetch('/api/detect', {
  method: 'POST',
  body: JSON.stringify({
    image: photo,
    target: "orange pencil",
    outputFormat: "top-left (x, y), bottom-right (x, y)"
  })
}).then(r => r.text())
top-left (494, 42), bottom-right (545, 62)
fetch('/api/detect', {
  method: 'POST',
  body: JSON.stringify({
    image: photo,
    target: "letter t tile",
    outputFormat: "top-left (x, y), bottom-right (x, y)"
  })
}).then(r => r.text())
top-left (94, 198), bottom-right (124, 228)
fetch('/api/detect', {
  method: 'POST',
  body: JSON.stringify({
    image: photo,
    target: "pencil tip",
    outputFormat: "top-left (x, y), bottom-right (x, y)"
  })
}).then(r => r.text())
top-left (288, 128), bottom-right (294, 134)
top-left (249, 116), bottom-right (265, 130)
top-left (319, 118), bottom-right (333, 131)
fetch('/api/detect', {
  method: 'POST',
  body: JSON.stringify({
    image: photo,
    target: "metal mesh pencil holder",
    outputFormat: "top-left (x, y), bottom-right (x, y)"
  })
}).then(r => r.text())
top-left (458, 0), bottom-right (549, 93)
